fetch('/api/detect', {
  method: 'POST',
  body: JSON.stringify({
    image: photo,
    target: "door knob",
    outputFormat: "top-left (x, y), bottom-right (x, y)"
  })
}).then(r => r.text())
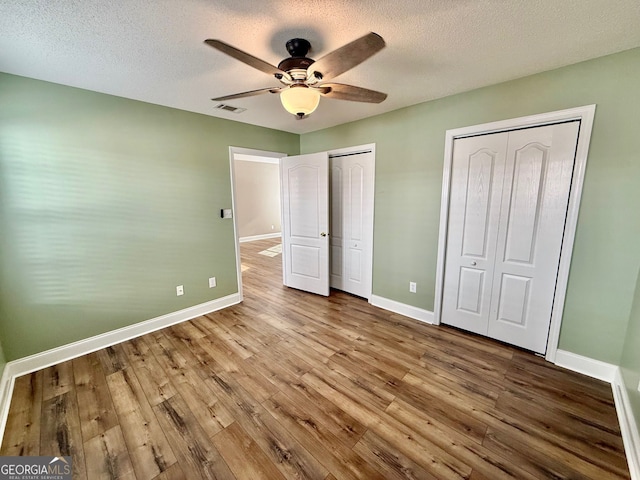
top-left (471, 261), bottom-right (477, 266)
top-left (320, 232), bottom-right (327, 237)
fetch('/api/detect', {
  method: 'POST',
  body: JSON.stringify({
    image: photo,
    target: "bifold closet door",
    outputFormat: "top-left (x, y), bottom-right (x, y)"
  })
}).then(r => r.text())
top-left (442, 121), bottom-right (580, 354)
top-left (330, 152), bottom-right (375, 299)
top-left (441, 132), bottom-right (509, 336)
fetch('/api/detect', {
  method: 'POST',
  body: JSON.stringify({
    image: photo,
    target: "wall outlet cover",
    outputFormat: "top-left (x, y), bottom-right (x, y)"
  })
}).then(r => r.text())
top-left (209, 277), bottom-right (217, 288)
top-left (409, 281), bottom-right (417, 293)
top-left (176, 285), bottom-right (184, 296)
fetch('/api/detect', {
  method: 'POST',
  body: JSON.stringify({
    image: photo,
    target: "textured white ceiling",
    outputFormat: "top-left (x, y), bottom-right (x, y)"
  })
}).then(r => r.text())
top-left (1, 0), bottom-right (639, 134)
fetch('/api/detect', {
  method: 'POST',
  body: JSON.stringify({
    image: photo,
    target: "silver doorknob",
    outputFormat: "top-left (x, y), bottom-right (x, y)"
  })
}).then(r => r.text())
top-left (471, 261), bottom-right (477, 266)
top-left (320, 232), bottom-right (327, 237)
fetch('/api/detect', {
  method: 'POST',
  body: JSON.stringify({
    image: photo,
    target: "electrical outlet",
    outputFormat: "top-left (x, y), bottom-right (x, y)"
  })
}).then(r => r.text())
top-left (176, 285), bottom-right (184, 296)
top-left (209, 277), bottom-right (217, 288)
top-left (637, 379), bottom-right (640, 393)
top-left (409, 281), bottom-right (417, 293)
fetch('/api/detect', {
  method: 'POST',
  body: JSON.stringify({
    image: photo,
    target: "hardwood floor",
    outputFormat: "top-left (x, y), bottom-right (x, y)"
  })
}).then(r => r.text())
top-left (1, 238), bottom-right (630, 479)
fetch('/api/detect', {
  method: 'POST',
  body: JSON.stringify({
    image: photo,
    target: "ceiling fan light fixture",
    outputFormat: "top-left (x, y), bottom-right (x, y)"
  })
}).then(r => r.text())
top-left (280, 85), bottom-right (320, 117)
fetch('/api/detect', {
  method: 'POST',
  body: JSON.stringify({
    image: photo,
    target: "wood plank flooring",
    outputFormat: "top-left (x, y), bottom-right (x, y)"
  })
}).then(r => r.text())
top-left (1, 238), bottom-right (630, 479)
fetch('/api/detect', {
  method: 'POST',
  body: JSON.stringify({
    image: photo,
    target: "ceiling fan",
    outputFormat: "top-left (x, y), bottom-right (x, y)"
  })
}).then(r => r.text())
top-left (204, 32), bottom-right (387, 118)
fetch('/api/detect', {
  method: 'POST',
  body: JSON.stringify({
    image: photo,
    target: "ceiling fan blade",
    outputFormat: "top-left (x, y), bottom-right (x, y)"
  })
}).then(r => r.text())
top-left (205, 39), bottom-right (286, 78)
top-left (315, 83), bottom-right (387, 103)
top-left (212, 87), bottom-right (282, 102)
top-left (308, 32), bottom-right (385, 81)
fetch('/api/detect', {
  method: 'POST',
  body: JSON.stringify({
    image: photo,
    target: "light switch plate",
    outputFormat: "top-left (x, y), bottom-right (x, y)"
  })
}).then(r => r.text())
top-left (176, 285), bottom-right (184, 296)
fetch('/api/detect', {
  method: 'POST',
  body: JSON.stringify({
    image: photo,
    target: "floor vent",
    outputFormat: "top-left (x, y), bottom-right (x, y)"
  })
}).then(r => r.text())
top-left (214, 103), bottom-right (246, 114)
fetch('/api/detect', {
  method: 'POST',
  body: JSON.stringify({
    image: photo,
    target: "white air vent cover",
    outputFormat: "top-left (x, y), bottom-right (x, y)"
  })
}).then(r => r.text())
top-left (214, 103), bottom-right (246, 114)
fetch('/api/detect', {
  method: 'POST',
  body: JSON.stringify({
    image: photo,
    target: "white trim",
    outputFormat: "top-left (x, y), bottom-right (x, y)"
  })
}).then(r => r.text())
top-left (327, 143), bottom-right (375, 157)
top-left (612, 368), bottom-right (640, 480)
top-left (369, 294), bottom-right (434, 324)
top-left (554, 349), bottom-right (617, 383)
top-left (239, 233), bottom-right (282, 243)
top-left (229, 147), bottom-right (288, 302)
top-left (0, 365), bottom-right (15, 448)
top-left (433, 105), bottom-right (597, 364)
top-left (234, 153), bottom-right (279, 164)
top-left (0, 293), bottom-right (240, 445)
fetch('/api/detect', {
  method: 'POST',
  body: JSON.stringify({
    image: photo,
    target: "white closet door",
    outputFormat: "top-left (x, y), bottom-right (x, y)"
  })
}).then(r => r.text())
top-left (330, 152), bottom-right (374, 299)
top-left (280, 152), bottom-right (330, 296)
top-left (487, 122), bottom-right (580, 353)
top-left (441, 133), bottom-right (508, 335)
top-left (443, 121), bottom-right (580, 354)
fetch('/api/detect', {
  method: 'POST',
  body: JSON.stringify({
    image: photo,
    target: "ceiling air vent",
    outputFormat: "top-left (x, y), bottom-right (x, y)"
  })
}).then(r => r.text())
top-left (214, 103), bottom-right (246, 114)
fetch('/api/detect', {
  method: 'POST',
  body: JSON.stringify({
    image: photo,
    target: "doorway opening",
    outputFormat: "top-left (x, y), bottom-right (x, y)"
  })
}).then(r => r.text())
top-left (229, 147), bottom-right (287, 301)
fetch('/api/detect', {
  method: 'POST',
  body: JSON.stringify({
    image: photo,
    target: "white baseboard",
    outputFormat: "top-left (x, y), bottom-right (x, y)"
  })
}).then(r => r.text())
top-left (554, 351), bottom-right (638, 479)
top-left (0, 293), bottom-right (241, 445)
top-left (554, 349), bottom-right (618, 383)
top-left (239, 233), bottom-right (281, 243)
top-left (0, 365), bottom-right (14, 448)
top-left (369, 294), bottom-right (434, 324)
top-left (612, 368), bottom-right (640, 480)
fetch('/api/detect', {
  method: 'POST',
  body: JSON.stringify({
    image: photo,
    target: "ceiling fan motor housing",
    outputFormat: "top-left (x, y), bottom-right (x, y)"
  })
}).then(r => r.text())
top-left (277, 56), bottom-right (314, 73)
top-left (278, 38), bottom-right (315, 73)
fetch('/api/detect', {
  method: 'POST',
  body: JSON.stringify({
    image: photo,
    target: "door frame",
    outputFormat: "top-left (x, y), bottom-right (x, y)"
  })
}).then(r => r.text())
top-left (433, 105), bottom-right (596, 362)
top-left (229, 146), bottom-right (287, 302)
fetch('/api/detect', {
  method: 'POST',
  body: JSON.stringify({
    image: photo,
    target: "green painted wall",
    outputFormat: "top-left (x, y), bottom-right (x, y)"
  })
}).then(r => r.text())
top-left (301, 47), bottom-right (640, 365)
top-left (0, 73), bottom-right (299, 360)
top-left (620, 269), bottom-right (640, 427)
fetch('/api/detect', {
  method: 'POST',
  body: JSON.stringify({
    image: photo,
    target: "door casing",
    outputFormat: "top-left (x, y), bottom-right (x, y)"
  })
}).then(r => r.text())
top-left (433, 105), bottom-right (596, 363)
top-left (229, 144), bottom-right (375, 302)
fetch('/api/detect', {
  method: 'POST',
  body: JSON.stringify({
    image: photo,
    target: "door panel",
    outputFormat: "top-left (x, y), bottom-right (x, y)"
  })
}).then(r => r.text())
top-left (348, 249), bottom-right (362, 282)
top-left (281, 153), bottom-right (329, 296)
top-left (442, 133), bottom-right (508, 335)
top-left (488, 122), bottom-right (580, 353)
top-left (330, 164), bottom-right (344, 286)
top-left (503, 143), bottom-right (546, 263)
top-left (457, 268), bottom-right (485, 314)
top-left (462, 150), bottom-right (496, 258)
top-left (495, 274), bottom-right (531, 326)
top-left (288, 165), bottom-right (320, 238)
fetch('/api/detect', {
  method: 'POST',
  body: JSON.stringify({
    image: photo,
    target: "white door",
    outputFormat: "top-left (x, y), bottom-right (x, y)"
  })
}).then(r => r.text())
top-left (280, 152), bottom-right (330, 296)
top-left (442, 122), bottom-right (580, 353)
top-left (330, 152), bottom-right (375, 299)
top-left (441, 133), bottom-right (509, 335)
